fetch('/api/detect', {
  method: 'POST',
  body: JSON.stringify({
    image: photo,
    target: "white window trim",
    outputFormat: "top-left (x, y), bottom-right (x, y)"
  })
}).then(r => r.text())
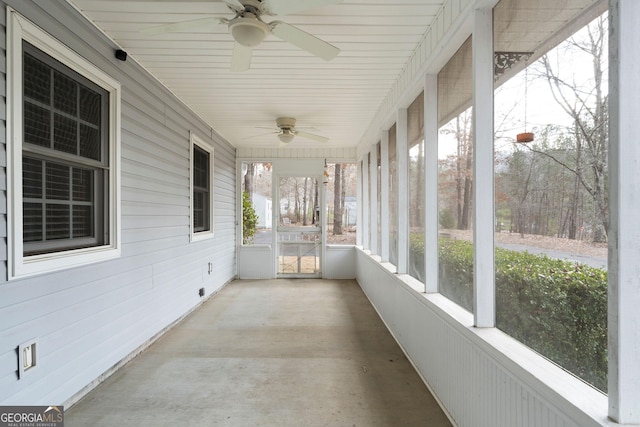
top-left (6, 8), bottom-right (121, 280)
top-left (189, 131), bottom-right (215, 242)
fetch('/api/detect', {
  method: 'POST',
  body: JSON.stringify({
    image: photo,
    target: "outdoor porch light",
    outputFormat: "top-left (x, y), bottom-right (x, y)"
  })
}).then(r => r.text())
top-left (228, 14), bottom-right (269, 47)
top-left (278, 128), bottom-right (295, 144)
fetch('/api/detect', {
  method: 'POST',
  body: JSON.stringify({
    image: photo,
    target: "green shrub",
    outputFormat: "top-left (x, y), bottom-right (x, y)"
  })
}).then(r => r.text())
top-left (242, 191), bottom-right (259, 244)
top-left (437, 238), bottom-right (474, 311)
top-left (439, 208), bottom-right (456, 229)
top-left (415, 237), bottom-right (608, 392)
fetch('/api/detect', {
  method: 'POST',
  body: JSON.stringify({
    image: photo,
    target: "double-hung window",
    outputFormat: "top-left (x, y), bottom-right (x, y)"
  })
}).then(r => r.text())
top-left (22, 43), bottom-right (108, 254)
top-left (8, 9), bottom-right (120, 279)
top-left (190, 132), bottom-right (214, 241)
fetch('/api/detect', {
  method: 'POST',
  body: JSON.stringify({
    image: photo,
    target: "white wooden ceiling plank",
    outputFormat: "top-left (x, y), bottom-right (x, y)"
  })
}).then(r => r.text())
top-left (87, 12), bottom-right (436, 26)
top-left (159, 82), bottom-right (396, 89)
top-left (74, 0), bottom-right (228, 13)
top-left (282, 5), bottom-right (441, 16)
top-left (100, 24), bottom-right (429, 36)
top-left (69, 0), bottom-right (448, 149)
top-left (131, 53), bottom-right (415, 63)
top-left (120, 34), bottom-right (423, 47)
top-left (123, 43), bottom-right (419, 54)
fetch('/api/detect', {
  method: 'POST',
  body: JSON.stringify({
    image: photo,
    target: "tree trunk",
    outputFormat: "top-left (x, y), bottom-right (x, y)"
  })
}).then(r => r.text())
top-left (302, 177), bottom-right (309, 225)
top-left (568, 174), bottom-right (580, 240)
top-left (244, 163), bottom-right (255, 197)
top-left (340, 164), bottom-right (347, 227)
top-left (460, 131), bottom-right (473, 230)
top-left (294, 179), bottom-right (300, 223)
top-left (412, 142), bottom-right (425, 227)
top-left (312, 179), bottom-right (319, 225)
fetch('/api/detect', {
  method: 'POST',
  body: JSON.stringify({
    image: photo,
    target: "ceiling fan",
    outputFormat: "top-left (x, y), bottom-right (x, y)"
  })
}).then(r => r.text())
top-left (141, 0), bottom-right (342, 72)
top-left (252, 117), bottom-right (329, 144)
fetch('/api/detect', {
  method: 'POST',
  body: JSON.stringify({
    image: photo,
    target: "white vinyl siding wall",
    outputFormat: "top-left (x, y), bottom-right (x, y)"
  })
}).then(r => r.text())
top-left (0, 0), bottom-right (236, 406)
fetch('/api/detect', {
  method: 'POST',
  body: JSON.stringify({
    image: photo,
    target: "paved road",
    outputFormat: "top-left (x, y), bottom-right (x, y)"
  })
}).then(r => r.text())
top-left (498, 242), bottom-right (607, 269)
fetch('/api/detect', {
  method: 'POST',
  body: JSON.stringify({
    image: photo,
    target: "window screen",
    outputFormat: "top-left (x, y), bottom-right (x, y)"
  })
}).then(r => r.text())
top-left (22, 42), bottom-right (108, 255)
top-left (193, 144), bottom-right (210, 232)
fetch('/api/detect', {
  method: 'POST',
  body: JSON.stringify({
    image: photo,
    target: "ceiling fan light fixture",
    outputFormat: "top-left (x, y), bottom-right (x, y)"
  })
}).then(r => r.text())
top-left (278, 128), bottom-right (295, 144)
top-left (229, 15), bottom-right (269, 47)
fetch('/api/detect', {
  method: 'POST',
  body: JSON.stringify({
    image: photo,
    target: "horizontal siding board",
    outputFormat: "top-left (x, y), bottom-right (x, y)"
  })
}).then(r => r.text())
top-left (0, 267), bottom-right (154, 339)
top-left (121, 163), bottom-right (186, 188)
top-left (121, 225), bottom-right (188, 242)
top-left (0, 0), bottom-right (236, 406)
top-left (122, 103), bottom-right (191, 156)
top-left (121, 172), bottom-right (186, 197)
top-left (122, 215), bottom-right (186, 230)
top-left (0, 136), bottom-right (6, 166)
top-left (120, 236), bottom-right (188, 257)
top-left (8, 290), bottom-right (164, 403)
top-left (122, 138), bottom-right (187, 177)
top-left (122, 200), bottom-right (189, 217)
top-left (121, 186), bottom-right (189, 205)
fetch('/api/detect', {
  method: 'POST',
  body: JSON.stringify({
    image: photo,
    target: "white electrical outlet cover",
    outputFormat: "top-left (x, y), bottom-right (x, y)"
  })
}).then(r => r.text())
top-left (18, 338), bottom-right (38, 378)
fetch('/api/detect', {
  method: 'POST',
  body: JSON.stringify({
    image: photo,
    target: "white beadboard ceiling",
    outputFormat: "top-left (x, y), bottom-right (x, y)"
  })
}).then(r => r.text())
top-left (66, 0), bottom-right (602, 150)
top-left (66, 0), bottom-right (446, 149)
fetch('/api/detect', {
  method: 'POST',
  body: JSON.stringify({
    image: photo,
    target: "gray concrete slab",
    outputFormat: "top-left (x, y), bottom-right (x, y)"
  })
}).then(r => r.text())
top-left (66, 279), bottom-right (452, 426)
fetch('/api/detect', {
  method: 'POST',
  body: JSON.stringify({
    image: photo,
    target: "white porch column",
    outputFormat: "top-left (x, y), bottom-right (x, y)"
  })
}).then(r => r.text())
top-left (425, 74), bottom-right (439, 293)
top-left (608, 0), bottom-right (640, 422)
top-left (380, 130), bottom-right (390, 262)
top-left (397, 108), bottom-right (409, 274)
top-left (362, 154), bottom-right (370, 250)
top-left (356, 160), bottom-right (363, 247)
top-left (472, 7), bottom-right (495, 328)
top-left (370, 143), bottom-right (379, 255)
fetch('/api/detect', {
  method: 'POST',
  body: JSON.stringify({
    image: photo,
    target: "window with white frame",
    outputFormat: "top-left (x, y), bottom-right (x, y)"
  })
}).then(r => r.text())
top-left (7, 9), bottom-right (120, 279)
top-left (190, 133), bottom-right (214, 241)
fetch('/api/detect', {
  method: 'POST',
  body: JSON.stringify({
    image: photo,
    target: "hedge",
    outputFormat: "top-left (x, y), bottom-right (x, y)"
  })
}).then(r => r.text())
top-left (424, 237), bottom-right (608, 392)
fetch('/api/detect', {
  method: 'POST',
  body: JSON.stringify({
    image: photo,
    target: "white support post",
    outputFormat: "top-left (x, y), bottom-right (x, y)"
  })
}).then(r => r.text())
top-left (370, 143), bottom-right (379, 255)
top-left (380, 130), bottom-right (390, 262)
top-left (362, 155), bottom-right (370, 250)
top-left (397, 108), bottom-right (409, 274)
top-left (424, 74), bottom-right (439, 293)
top-left (472, 7), bottom-right (495, 328)
top-left (608, 0), bottom-right (640, 422)
top-left (356, 160), bottom-right (363, 247)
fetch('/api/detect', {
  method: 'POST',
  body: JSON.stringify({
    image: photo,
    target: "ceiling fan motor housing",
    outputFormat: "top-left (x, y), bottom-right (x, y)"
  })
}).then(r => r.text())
top-left (276, 117), bottom-right (297, 143)
top-left (276, 117), bottom-right (296, 128)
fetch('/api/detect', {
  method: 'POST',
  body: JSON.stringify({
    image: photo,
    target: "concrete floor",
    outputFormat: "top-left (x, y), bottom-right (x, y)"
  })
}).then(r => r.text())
top-left (66, 279), bottom-right (452, 426)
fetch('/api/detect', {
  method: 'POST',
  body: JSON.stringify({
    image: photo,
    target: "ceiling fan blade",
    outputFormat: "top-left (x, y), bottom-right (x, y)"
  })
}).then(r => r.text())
top-left (262, 0), bottom-right (343, 15)
top-left (295, 130), bottom-right (329, 143)
top-left (230, 43), bottom-right (253, 72)
top-left (244, 131), bottom-right (278, 140)
top-left (270, 21), bottom-right (339, 61)
top-left (141, 17), bottom-right (226, 35)
top-left (223, 0), bottom-right (245, 13)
